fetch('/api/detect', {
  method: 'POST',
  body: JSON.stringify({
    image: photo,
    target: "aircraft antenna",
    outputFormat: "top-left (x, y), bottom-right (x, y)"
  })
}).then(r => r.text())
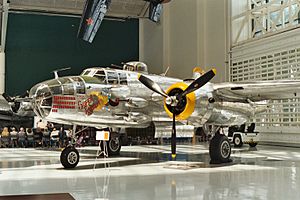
top-left (52, 67), bottom-right (71, 79)
top-left (161, 66), bottom-right (170, 76)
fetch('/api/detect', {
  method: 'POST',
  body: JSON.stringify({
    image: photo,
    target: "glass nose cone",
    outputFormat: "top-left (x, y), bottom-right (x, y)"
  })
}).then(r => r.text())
top-left (29, 83), bottom-right (52, 118)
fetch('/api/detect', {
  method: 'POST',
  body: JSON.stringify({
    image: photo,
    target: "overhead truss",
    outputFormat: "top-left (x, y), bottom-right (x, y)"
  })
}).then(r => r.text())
top-left (9, 0), bottom-right (149, 19)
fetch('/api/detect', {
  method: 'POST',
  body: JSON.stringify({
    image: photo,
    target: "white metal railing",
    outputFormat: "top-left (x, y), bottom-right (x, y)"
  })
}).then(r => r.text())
top-left (232, 0), bottom-right (300, 46)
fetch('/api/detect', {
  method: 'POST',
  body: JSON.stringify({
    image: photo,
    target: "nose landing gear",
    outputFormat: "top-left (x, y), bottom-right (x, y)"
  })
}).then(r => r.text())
top-left (60, 146), bottom-right (80, 169)
top-left (60, 129), bottom-right (122, 169)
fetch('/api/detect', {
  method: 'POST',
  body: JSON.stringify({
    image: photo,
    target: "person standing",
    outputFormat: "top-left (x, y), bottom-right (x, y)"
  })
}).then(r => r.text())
top-left (50, 128), bottom-right (59, 148)
top-left (18, 127), bottom-right (26, 148)
top-left (58, 127), bottom-right (66, 148)
top-left (1, 127), bottom-right (10, 147)
top-left (26, 128), bottom-right (34, 147)
top-left (10, 127), bottom-right (19, 148)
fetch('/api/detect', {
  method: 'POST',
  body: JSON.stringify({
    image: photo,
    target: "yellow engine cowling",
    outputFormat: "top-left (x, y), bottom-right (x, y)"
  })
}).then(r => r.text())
top-left (164, 82), bottom-right (196, 120)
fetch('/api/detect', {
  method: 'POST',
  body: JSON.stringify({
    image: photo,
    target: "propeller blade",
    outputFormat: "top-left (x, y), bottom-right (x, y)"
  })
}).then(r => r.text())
top-left (171, 112), bottom-right (176, 160)
top-left (179, 69), bottom-right (216, 98)
top-left (138, 74), bottom-right (169, 98)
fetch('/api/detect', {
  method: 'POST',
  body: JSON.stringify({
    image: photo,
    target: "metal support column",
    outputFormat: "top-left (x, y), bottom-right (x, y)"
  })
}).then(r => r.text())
top-left (0, 0), bottom-right (9, 93)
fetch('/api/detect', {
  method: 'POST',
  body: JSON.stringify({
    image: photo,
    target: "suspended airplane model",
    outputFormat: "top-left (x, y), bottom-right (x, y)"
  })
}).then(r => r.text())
top-left (77, 0), bottom-right (172, 43)
top-left (6, 61), bottom-right (297, 168)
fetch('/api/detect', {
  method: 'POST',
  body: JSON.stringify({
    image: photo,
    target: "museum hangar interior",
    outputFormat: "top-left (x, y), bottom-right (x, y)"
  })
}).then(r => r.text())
top-left (1, 0), bottom-right (300, 199)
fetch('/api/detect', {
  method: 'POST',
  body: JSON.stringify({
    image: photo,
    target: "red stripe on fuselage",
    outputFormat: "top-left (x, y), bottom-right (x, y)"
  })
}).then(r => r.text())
top-left (53, 96), bottom-right (76, 101)
top-left (53, 101), bottom-right (76, 105)
top-left (52, 95), bottom-right (77, 111)
top-left (52, 105), bottom-right (76, 109)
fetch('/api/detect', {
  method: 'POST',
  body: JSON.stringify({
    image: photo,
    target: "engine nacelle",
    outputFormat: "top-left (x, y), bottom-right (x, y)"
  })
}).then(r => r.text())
top-left (164, 82), bottom-right (196, 120)
top-left (125, 97), bottom-right (148, 108)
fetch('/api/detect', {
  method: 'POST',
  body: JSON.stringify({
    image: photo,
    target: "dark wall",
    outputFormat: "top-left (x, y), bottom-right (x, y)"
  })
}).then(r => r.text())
top-left (6, 13), bottom-right (139, 95)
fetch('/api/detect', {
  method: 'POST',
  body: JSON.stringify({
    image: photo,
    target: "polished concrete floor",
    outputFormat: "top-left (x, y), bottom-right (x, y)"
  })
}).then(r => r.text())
top-left (0, 144), bottom-right (300, 200)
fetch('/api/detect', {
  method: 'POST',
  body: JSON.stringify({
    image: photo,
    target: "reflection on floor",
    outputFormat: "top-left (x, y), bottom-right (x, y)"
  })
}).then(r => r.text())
top-left (0, 144), bottom-right (300, 199)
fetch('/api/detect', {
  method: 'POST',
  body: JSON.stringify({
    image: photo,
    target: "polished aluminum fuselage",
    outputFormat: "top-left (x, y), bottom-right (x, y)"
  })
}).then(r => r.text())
top-left (29, 67), bottom-right (267, 129)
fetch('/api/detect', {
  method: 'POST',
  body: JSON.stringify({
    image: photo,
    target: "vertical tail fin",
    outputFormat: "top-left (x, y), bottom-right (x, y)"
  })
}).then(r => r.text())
top-left (149, 1), bottom-right (163, 22)
top-left (77, 0), bottom-right (111, 43)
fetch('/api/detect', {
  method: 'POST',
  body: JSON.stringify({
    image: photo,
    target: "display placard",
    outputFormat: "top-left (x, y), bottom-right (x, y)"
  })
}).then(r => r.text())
top-left (96, 131), bottom-right (110, 141)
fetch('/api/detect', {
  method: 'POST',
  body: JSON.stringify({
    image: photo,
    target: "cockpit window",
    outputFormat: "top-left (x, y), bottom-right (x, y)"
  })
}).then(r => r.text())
top-left (80, 76), bottom-right (102, 84)
top-left (107, 71), bottom-right (118, 85)
top-left (82, 70), bottom-right (91, 76)
top-left (118, 73), bottom-right (127, 85)
top-left (137, 64), bottom-right (146, 72)
top-left (94, 70), bottom-right (107, 84)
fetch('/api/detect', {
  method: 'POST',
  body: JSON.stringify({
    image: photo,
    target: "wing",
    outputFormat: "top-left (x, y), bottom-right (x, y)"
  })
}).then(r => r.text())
top-left (77, 0), bottom-right (111, 43)
top-left (2, 93), bottom-right (35, 117)
top-left (213, 80), bottom-right (300, 103)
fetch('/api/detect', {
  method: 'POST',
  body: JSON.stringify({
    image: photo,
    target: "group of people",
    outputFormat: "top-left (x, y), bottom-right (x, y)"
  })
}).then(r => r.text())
top-left (0, 118), bottom-right (98, 148)
top-left (0, 125), bottom-right (72, 148)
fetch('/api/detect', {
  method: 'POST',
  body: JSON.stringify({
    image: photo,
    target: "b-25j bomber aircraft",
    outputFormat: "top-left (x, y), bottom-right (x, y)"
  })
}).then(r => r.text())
top-left (15, 61), bottom-right (300, 168)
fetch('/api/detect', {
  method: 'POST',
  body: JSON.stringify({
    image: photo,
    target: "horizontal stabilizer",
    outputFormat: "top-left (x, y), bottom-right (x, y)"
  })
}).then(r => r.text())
top-left (77, 0), bottom-right (111, 43)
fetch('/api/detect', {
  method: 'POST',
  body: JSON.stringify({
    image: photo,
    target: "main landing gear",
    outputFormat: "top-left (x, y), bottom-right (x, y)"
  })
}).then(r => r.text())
top-left (209, 133), bottom-right (232, 164)
top-left (106, 132), bottom-right (122, 156)
top-left (60, 127), bottom-right (122, 169)
top-left (204, 125), bottom-right (232, 164)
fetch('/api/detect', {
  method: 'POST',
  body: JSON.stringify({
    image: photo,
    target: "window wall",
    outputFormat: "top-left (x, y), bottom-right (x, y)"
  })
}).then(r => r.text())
top-left (230, 0), bottom-right (300, 135)
top-left (232, 0), bottom-right (300, 46)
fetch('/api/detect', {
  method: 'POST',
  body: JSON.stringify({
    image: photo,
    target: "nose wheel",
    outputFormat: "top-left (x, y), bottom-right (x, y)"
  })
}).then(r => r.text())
top-left (60, 146), bottom-right (80, 168)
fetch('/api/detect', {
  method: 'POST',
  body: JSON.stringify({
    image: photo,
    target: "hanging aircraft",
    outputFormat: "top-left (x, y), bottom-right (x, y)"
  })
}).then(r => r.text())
top-left (77, 0), bottom-right (172, 43)
top-left (17, 61), bottom-right (300, 169)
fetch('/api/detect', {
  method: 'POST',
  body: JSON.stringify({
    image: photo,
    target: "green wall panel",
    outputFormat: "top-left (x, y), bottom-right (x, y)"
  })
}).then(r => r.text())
top-left (6, 13), bottom-right (139, 95)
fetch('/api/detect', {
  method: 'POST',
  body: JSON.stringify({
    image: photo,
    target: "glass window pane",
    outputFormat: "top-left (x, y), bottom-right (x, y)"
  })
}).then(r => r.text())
top-left (118, 73), bottom-right (127, 85)
top-left (107, 72), bottom-right (118, 84)
top-left (94, 70), bottom-right (107, 84)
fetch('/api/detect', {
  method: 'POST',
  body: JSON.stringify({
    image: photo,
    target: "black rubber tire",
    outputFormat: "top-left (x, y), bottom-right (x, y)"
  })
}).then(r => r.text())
top-left (107, 134), bottom-right (121, 156)
top-left (60, 146), bottom-right (80, 169)
top-left (233, 134), bottom-right (243, 147)
top-left (249, 142), bottom-right (258, 147)
top-left (209, 134), bottom-right (231, 163)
